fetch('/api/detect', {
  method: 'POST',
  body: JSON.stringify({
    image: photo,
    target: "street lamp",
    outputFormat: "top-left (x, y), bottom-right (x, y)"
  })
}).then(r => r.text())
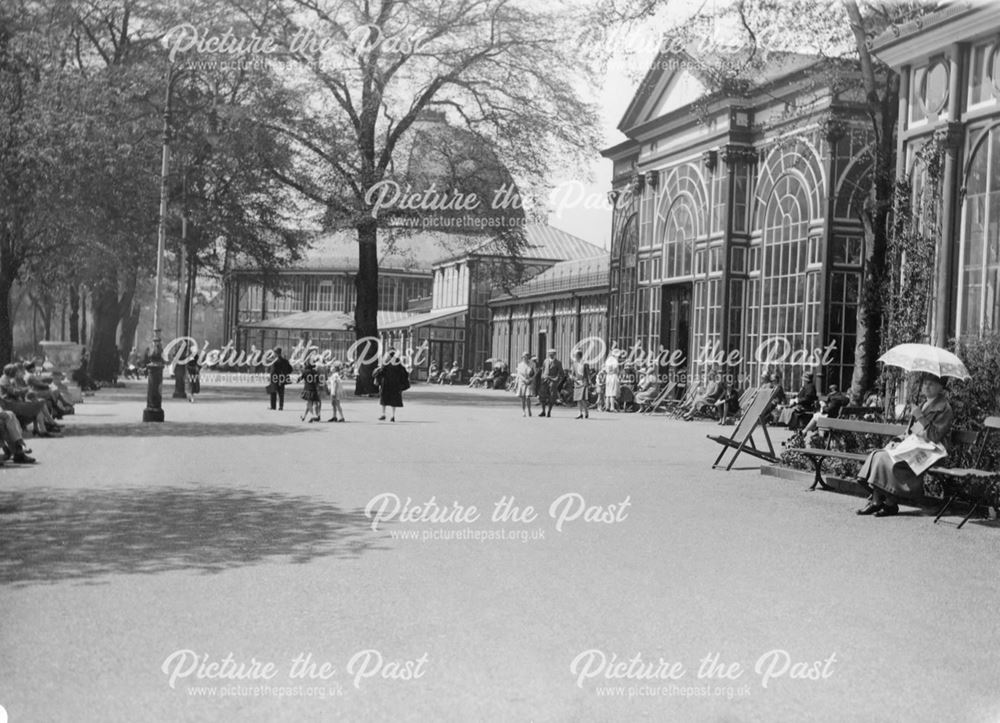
top-left (143, 64), bottom-right (183, 423)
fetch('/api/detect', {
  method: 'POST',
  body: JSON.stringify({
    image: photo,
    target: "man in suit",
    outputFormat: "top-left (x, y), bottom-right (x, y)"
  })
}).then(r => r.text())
top-left (268, 347), bottom-right (294, 410)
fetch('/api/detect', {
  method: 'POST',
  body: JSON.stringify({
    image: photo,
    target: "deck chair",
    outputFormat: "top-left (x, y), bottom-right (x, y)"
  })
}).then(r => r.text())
top-left (640, 381), bottom-right (677, 415)
top-left (707, 387), bottom-right (778, 470)
top-left (665, 384), bottom-right (699, 419)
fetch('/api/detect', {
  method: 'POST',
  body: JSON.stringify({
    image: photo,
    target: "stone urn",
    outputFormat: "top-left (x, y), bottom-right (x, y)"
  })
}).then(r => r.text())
top-left (40, 341), bottom-right (85, 371)
top-left (40, 341), bottom-right (85, 404)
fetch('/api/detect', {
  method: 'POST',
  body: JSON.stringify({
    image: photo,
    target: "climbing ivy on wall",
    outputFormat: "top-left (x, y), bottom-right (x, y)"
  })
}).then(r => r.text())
top-left (877, 135), bottom-right (945, 416)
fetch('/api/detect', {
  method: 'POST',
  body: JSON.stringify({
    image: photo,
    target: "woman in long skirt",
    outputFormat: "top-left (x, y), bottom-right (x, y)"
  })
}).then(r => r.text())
top-left (856, 374), bottom-right (953, 517)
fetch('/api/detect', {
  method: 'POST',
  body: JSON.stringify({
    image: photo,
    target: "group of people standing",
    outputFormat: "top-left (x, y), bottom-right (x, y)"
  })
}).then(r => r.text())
top-left (513, 349), bottom-right (608, 419)
top-left (264, 347), bottom-right (409, 423)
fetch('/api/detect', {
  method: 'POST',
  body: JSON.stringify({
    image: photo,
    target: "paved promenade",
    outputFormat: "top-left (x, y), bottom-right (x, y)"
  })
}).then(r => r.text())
top-left (1, 382), bottom-right (998, 722)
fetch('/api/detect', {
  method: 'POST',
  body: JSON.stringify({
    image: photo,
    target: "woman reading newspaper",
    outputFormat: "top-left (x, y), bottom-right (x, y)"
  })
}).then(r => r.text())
top-left (855, 374), bottom-right (953, 517)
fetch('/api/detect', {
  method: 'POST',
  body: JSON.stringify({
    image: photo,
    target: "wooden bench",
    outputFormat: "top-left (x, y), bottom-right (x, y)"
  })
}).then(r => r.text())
top-left (787, 417), bottom-right (907, 491)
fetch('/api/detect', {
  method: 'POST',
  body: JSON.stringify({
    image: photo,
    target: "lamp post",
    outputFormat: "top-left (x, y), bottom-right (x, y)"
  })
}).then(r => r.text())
top-left (143, 65), bottom-right (182, 422)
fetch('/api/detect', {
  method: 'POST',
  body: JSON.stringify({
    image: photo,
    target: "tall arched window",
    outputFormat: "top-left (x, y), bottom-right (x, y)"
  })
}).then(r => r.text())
top-left (610, 215), bottom-right (638, 346)
top-left (959, 125), bottom-right (1000, 334)
top-left (663, 195), bottom-right (697, 278)
top-left (757, 173), bottom-right (818, 381)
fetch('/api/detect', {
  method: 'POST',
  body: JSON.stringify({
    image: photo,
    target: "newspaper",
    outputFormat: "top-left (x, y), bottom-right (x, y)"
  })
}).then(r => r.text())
top-left (886, 434), bottom-right (947, 475)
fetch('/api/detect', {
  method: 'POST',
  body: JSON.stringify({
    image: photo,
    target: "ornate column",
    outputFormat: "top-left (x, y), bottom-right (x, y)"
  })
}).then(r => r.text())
top-left (934, 42), bottom-right (965, 346)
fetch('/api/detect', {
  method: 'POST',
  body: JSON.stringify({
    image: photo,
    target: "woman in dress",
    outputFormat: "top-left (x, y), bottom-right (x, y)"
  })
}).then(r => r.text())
top-left (375, 349), bottom-right (409, 422)
top-left (604, 350), bottom-right (621, 412)
top-left (515, 352), bottom-right (536, 417)
top-left (569, 350), bottom-right (592, 419)
top-left (856, 374), bottom-right (954, 517)
top-left (297, 357), bottom-right (323, 422)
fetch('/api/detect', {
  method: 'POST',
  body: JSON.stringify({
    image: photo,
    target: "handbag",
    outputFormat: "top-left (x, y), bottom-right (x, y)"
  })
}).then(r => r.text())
top-left (266, 382), bottom-right (277, 395)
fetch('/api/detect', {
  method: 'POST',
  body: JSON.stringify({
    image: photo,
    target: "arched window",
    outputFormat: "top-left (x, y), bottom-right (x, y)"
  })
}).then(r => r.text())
top-left (757, 173), bottom-right (819, 382)
top-left (663, 195), bottom-right (697, 278)
top-left (959, 125), bottom-right (1000, 334)
top-left (610, 215), bottom-right (638, 346)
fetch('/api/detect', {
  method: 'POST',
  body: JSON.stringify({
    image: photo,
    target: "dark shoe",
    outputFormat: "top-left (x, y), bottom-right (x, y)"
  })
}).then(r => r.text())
top-left (390, 417), bottom-right (395, 422)
top-left (326, 418), bottom-right (336, 423)
top-left (856, 502), bottom-right (883, 516)
top-left (13, 453), bottom-right (35, 464)
top-left (875, 504), bottom-right (899, 517)
top-left (378, 415), bottom-right (386, 421)
top-left (575, 414), bottom-right (583, 419)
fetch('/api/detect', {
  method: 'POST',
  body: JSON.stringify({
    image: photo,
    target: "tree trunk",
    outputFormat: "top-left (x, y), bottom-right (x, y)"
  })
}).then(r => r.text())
top-left (849, 74), bottom-right (899, 404)
top-left (119, 302), bottom-right (140, 353)
top-left (183, 249), bottom-right (197, 338)
top-left (69, 284), bottom-right (79, 343)
top-left (89, 287), bottom-right (122, 381)
top-left (80, 287), bottom-right (88, 346)
top-left (354, 218), bottom-right (380, 396)
top-left (0, 271), bottom-right (15, 365)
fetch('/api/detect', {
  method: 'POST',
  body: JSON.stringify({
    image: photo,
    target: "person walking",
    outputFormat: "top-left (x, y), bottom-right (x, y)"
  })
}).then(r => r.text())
top-left (515, 352), bottom-right (536, 417)
top-left (326, 361), bottom-right (346, 422)
top-left (538, 348), bottom-right (564, 418)
top-left (267, 347), bottom-right (294, 410)
top-left (569, 350), bottom-right (592, 419)
top-left (374, 349), bottom-right (409, 422)
top-left (604, 350), bottom-right (621, 413)
top-left (184, 352), bottom-right (201, 403)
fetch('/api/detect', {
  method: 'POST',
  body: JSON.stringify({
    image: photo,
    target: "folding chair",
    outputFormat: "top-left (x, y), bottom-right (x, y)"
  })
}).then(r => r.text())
top-left (665, 385), bottom-right (697, 419)
top-left (707, 387), bottom-right (778, 470)
top-left (640, 381), bottom-right (677, 415)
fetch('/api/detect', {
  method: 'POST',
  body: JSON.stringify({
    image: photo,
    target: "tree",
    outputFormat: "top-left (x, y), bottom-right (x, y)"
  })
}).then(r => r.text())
top-left (225, 0), bottom-right (601, 393)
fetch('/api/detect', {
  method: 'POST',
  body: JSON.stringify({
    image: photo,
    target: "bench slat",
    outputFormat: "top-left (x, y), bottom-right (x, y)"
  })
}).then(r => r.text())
top-left (815, 418), bottom-right (907, 436)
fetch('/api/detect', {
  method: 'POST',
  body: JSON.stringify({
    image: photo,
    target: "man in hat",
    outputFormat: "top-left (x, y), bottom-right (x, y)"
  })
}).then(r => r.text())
top-left (538, 348), bottom-right (564, 418)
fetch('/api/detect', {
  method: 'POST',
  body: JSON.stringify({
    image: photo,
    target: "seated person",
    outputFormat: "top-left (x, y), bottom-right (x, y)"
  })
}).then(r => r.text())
top-left (785, 371), bottom-right (818, 431)
top-left (760, 372), bottom-right (787, 423)
top-left (0, 364), bottom-right (61, 436)
top-left (802, 384), bottom-right (851, 439)
top-left (0, 409), bottom-right (35, 463)
top-left (856, 374), bottom-right (952, 517)
top-left (634, 366), bottom-right (661, 410)
top-left (713, 380), bottom-right (742, 425)
top-left (683, 372), bottom-right (723, 421)
top-left (24, 361), bottom-right (73, 418)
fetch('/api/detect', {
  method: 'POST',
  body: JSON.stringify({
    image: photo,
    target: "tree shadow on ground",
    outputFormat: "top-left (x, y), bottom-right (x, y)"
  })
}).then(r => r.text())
top-left (0, 486), bottom-right (382, 586)
top-left (62, 423), bottom-right (315, 438)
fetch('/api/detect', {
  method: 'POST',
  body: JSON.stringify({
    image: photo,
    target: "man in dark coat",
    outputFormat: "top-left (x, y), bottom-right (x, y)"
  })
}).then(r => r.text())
top-left (268, 347), bottom-right (294, 410)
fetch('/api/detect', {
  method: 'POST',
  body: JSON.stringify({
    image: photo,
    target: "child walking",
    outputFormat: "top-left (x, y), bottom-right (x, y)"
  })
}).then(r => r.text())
top-left (298, 357), bottom-right (323, 422)
top-left (326, 361), bottom-right (346, 422)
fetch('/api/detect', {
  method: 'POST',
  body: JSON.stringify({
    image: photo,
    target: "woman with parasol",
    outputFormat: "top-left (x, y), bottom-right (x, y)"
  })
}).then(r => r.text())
top-left (855, 344), bottom-right (967, 517)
